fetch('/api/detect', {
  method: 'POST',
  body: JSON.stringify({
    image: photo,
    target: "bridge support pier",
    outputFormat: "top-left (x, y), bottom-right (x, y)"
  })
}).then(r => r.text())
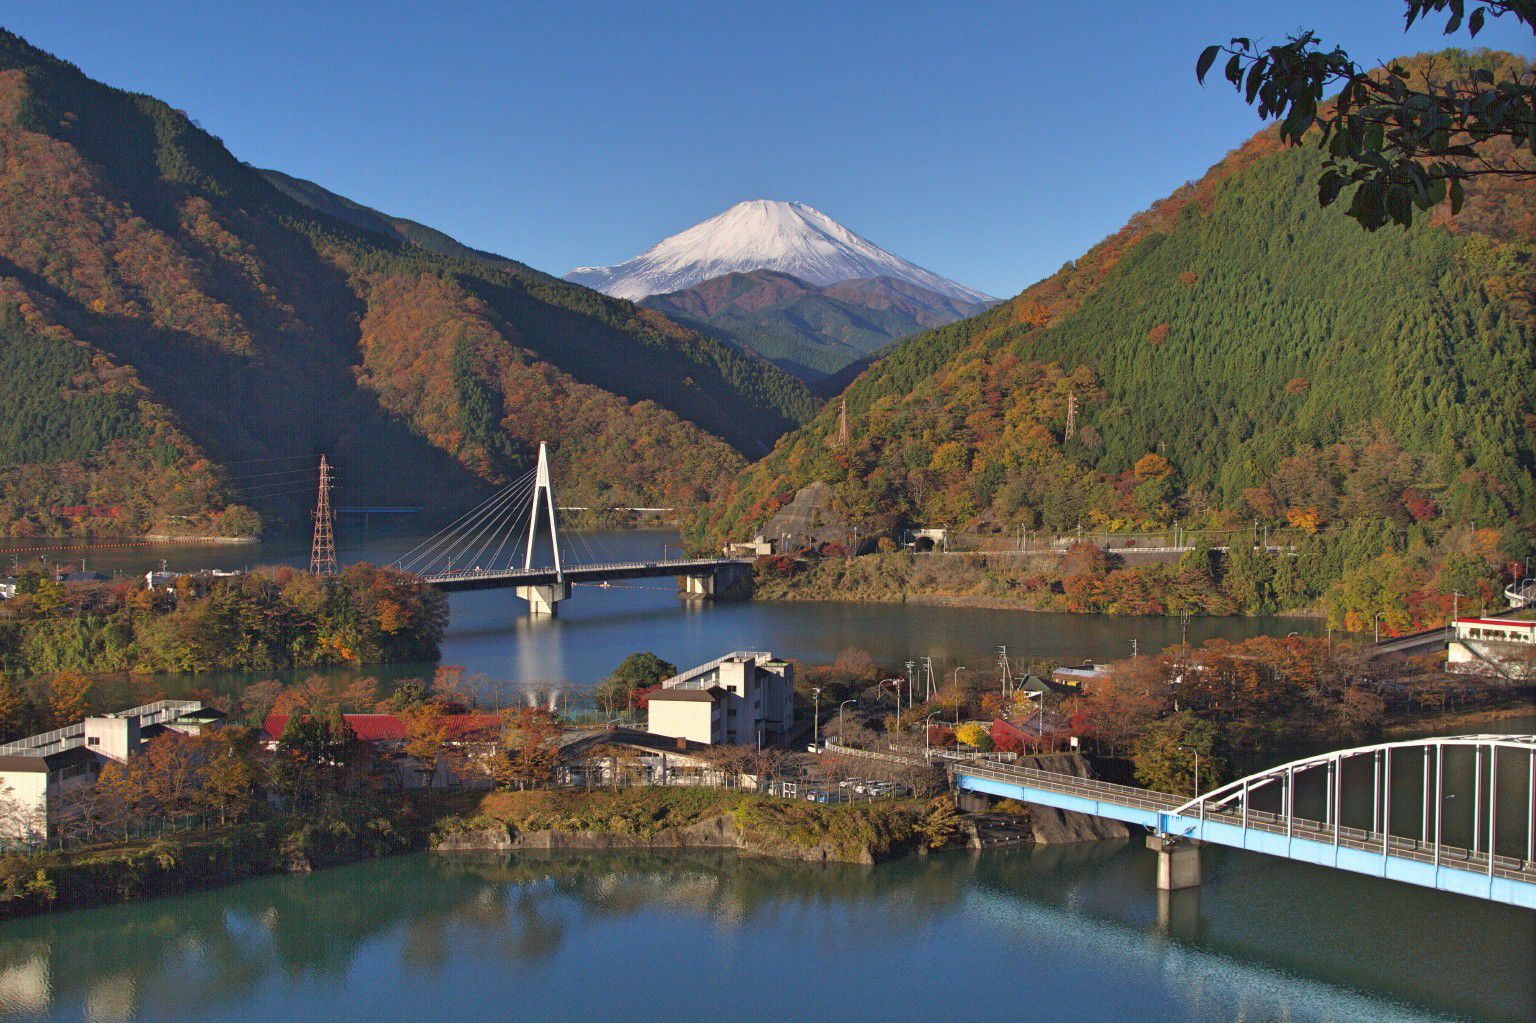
top-left (515, 581), bottom-right (570, 616)
top-left (1148, 835), bottom-right (1201, 891)
top-left (679, 573), bottom-right (715, 600)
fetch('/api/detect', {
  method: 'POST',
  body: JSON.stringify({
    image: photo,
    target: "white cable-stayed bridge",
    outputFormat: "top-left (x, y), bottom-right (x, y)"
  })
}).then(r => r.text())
top-left (390, 443), bottom-right (748, 614)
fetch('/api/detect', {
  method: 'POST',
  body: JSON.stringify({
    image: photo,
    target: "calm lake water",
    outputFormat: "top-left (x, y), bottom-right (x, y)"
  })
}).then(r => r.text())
top-left (21, 528), bottom-right (1317, 699)
top-left (0, 845), bottom-right (1530, 1023)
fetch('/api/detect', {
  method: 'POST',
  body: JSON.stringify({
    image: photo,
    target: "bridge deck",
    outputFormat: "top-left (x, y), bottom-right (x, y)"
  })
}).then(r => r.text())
top-left (953, 761), bottom-right (1536, 907)
top-left (422, 558), bottom-right (744, 592)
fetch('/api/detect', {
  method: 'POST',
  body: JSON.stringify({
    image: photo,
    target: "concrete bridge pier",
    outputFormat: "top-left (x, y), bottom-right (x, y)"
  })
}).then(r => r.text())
top-left (515, 581), bottom-right (570, 615)
top-left (678, 561), bottom-right (753, 603)
top-left (1148, 835), bottom-right (1201, 891)
top-left (678, 572), bottom-right (715, 600)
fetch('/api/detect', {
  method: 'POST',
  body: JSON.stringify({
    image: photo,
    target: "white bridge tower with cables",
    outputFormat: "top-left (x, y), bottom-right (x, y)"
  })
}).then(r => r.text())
top-left (390, 440), bottom-right (749, 616)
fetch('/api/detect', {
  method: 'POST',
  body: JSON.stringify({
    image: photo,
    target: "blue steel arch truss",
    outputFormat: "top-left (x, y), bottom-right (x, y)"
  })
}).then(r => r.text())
top-left (952, 734), bottom-right (1536, 907)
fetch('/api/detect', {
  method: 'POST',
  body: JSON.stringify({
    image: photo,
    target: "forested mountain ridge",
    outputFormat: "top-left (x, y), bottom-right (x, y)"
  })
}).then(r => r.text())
top-left (0, 29), bottom-right (816, 537)
top-left (643, 268), bottom-right (997, 380)
top-left (698, 50), bottom-right (1534, 625)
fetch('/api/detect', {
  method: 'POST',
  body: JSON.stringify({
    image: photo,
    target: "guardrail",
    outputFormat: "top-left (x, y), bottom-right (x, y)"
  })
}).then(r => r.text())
top-left (951, 760), bottom-right (1184, 814)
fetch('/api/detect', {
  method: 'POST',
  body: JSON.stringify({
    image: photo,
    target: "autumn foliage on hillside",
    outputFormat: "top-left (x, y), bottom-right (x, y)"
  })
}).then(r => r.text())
top-left (697, 50), bottom-right (1532, 625)
top-left (0, 29), bottom-right (811, 532)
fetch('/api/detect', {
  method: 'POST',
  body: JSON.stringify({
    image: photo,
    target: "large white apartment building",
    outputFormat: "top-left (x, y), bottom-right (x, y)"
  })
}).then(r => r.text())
top-left (646, 651), bottom-right (795, 747)
top-left (0, 700), bottom-right (224, 842)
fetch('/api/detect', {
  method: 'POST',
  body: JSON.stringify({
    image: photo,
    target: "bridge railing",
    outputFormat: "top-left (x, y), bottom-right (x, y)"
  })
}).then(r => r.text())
top-left (954, 754), bottom-right (1536, 883)
top-left (949, 760), bottom-right (1184, 814)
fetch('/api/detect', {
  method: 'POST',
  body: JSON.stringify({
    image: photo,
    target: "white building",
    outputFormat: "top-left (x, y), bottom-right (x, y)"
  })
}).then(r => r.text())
top-left (0, 700), bottom-right (223, 843)
top-left (645, 651), bottom-right (795, 747)
top-left (1447, 617), bottom-right (1536, 679)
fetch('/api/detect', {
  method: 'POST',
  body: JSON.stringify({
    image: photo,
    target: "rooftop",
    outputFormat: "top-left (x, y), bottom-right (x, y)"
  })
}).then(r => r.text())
top-left (660, 651), bottom-right (779, 690)
top-left (0, 700), bottom-right (206, 759)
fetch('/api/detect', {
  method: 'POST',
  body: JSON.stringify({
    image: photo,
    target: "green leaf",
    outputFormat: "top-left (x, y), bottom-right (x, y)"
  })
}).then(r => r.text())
top-left (1317, 170), bottom-right (1345, 207)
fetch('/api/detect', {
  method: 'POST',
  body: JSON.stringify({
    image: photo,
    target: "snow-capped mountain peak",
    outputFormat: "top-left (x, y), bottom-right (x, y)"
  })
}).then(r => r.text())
top-left (565, 199), bottom-right (993, 304)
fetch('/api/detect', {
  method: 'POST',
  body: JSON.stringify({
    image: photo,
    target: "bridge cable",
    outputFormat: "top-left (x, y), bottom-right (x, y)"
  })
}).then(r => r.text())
top-left (457, 474), bottom-right (540, 573)
top-left (394, 470), bottom-right (532, 572)
top-left (394, 469), bottom-right (535, 574)
top-left (416, 475), bottom-right (536, 575)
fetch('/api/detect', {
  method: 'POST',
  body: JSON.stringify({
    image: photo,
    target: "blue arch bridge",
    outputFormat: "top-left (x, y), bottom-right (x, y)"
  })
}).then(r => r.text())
top-left (388, 443), bottom-right (749, 615)
top-left (952, 734), bottom-right (1536, 908)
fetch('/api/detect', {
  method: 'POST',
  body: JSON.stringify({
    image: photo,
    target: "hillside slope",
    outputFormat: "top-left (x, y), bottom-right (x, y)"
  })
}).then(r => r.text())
top-left (0, 30), bottom-right (817, 537)
top-left (643, 269), bottom-right (996, 380)
top-left (700, 50), bottom-right (1534, 566)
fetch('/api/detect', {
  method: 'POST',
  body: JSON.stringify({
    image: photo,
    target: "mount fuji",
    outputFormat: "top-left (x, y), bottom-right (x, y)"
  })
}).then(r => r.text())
top-left (564, 199), bottom-right (994, 305)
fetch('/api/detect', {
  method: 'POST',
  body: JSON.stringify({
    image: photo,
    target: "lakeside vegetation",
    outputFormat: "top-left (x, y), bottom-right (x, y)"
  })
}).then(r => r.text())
top-left (750, 517), bottom-right (1518, 632)
top-left (0, 563), bottom-right (445, 684)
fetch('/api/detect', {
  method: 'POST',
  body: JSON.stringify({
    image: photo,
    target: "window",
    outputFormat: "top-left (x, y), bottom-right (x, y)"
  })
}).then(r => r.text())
top-left (87, 737), bottom-right (100, 746)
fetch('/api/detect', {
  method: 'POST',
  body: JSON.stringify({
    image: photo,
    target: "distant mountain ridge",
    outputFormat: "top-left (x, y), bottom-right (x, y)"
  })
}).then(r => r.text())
top-left (565, 199), bottom-right (994, 305)
top-left (644, 268), bottom-right (996, 381)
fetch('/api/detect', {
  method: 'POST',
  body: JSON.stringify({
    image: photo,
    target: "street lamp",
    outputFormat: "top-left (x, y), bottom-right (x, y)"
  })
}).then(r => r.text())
top-left (951, 665), bottom-right (967, 726)
top-left (924, 712), bottom-right (940, 760)
top-left (1177, 744), bottom-right (1201, 799)
top-left (1374, 611), bottom-right (1388, 644)
top-left (839, 699), bottom-right (858, 744)
top-left (812, 687), bottom-right (822, 750)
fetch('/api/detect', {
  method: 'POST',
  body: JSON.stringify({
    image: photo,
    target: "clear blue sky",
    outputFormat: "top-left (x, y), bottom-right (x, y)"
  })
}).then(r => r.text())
top-left (4, 2), bottom-right (1529, 298)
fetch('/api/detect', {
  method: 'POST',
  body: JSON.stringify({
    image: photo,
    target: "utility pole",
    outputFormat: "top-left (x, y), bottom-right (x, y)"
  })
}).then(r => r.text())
top-left (309, 454), bottom-right (337, 575)
top-left (1065, 390), bottom-right (1077, 441)
top-left (837, 397), bottom-right (850, 446)
top-left (905, 661), bottom-right (915, 707)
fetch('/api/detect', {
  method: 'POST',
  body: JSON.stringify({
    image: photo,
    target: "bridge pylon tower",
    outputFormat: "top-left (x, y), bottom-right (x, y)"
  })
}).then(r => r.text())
top-left (516, 442), bottom-right (568, 615)
top-left (309, 454), bottom-right (337, 575)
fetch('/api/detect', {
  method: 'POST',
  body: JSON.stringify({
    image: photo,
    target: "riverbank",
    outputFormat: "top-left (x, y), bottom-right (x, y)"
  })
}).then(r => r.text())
top-left (751, 551), bottom-right (1248, 617)
top-left (0, 790), bottom-right (476, 920)
top-left (1383, 701), bottom-right (1536, 738)
top-left (0, 787), bottom-right (971, 919)
top-left (431, 788), bottom-right (958, 865)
